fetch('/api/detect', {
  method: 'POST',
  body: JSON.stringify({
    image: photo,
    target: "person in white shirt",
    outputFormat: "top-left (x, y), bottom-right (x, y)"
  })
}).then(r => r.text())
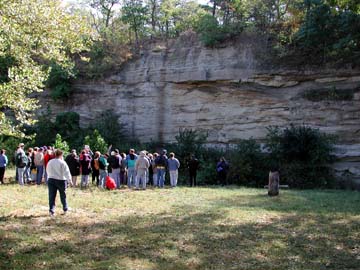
top-left (47, 149), bottom-right (72, 216)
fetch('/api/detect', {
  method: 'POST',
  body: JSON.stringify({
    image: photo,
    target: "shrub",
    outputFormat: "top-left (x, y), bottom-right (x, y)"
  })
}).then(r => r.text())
top-left (265, 125), bottom-right (336, 188)
top-left (227, 139), bottom-right (268, 187)
top-left (84, 129), bottom-right (108, 154)
top-left (46, 61), bottom-right (77, 101)
top-left (55, 112), bottom-right (84, 149)
top-left (90, 110), bottom-right (127, 148)
top-left (54, 134), bottom-right (69, 156)
top-left (31, 108), bottom-right (57, 147)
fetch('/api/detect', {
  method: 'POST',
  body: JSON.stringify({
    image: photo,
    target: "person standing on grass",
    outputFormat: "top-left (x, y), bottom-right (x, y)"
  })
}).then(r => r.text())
top-left (44, 147), bottom-right (55, 184)
top-left (0, 149), bottom-right (8, 184)
top-left (65, 149), bottom-right (80, 187)
top-left (135, 151), bottom-right (150, 190)
top-left (98, 153), bottom-right (109, 188)
top-left (126, 149), bottom-right (138, 188)
top-left (34, 147), bottom-right (44, 185)
top-left (188, 155), bottom-right (200, 187)
top-left (15, 144), bottom-right (28, 186)
top-left (108, 150), bottom-right (122, 189)
top-left (155, 149), bottom-right (168, 188)
top-left (80, 150), bottom-right (92, 188)
top-left (147, 153), bottom-right (154, 186)
top-left (24, 148), bottom-right (33, 184)
top-left (47, 149), bottom-right (72, 216)
top-left (152, 153), bottom-right (159, 187)
top-left (216, 157), bottom-right (229, 186)
top-left (168, 152), bottom-right (180, 188)
top-left (91, 151), bottom-right (100, 186)
top-left (120, 152), bottom-right (127, 186)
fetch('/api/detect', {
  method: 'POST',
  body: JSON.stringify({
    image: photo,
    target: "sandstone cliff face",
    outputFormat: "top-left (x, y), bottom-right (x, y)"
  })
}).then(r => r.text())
top-left (40, 34), bottom-right (360, 182)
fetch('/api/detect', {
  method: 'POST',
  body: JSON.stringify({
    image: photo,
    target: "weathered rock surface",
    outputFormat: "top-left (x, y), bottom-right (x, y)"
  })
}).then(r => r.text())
top-left (39, 34), bottom-right (360, 183)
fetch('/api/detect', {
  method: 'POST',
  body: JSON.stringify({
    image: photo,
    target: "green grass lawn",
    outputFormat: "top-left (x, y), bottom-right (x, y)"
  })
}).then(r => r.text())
top-left (0, 172), bottom-right (359, 270)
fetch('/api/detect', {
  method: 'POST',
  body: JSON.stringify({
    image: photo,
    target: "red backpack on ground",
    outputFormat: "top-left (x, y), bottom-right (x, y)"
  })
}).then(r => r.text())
top-left (105, 176), bottom-right (116, 190)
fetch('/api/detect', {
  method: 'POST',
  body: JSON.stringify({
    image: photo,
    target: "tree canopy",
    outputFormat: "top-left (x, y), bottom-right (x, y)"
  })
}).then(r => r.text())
top-left (1, 0), bottom-right (359, 137)
top-left (0, 0), bottom-right (93, 137)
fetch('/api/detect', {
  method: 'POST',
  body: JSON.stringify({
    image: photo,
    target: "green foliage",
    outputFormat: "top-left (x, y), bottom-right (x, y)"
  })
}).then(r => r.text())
top-left (121, 0), bottom-right (149, 44)
top-left (30, 111), bottom-right (83, 149)
top-left (54, 134), bottom-right (70, 155)
top-left (84, 129), bottom-right (108, 153)
top-left (294, 0), bottom-right (360, 64)
top-left (89, 110), bottom-right (127, 148)
top-left (31, 109), bottom-right (57, 147)
top-left (266, 124), bottom-right (337, 188)
top-left (0, 0), bottom-right (93, 137)
top-left (227, 139), bottom-right (268, 187)
top-left (175, 128), bottom-right (208, 159)
top-left (195, 13), bottom-right (243, 47)
top-left (46, 61), bottom-right (77, 101)
top-left (0, 136), bottom-right (22, 165)
top-left (195, 14), bottom-right (224, 46)
top-left (55, 112), bottom-right (84, 148)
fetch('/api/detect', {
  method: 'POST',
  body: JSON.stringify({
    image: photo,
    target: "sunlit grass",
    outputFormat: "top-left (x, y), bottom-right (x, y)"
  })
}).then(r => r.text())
top-left (0, 176), bottom-right (359, 270)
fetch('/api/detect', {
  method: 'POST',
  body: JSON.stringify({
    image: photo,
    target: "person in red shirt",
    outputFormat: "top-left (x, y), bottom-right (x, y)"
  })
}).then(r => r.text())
top-left (44, 147), bottom-right (55, 184)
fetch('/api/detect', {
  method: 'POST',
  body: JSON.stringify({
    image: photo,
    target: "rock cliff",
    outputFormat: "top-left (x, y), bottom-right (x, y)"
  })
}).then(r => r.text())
top-left (39, 33), bottom-right (360, 183)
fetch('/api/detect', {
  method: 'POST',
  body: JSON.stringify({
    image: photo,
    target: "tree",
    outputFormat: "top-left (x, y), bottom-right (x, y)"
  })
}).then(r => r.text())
top-left (0, 0), bottom-right (93, 137)
top-left (88, 0), bottom-right (121, 30)
top-left (147, 0), bottom-right (160, 33)
top-left (121, 0), bottom-right (149, 45)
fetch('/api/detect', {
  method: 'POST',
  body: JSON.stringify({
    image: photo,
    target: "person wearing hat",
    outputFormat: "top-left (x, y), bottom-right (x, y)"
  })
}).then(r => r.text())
top-left (135, 151), bottom-right (150, 190)
top-left (47, 149), bottom-right (72, 216)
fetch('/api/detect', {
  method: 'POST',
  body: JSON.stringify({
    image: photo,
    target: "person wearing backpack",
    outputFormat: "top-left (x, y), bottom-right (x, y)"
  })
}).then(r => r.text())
top-left (24, 149), bottom-right (32, 184)
top-left (15, 145), bottom-right (28, 186)
top-left (0, 149), bottom-right (8, 184)
top-left (98, 153), bottom-right (109, 188)
top-left (155, 149), bottom-right (168, 188)
top-left (126, 149), bottom-right (138, 188)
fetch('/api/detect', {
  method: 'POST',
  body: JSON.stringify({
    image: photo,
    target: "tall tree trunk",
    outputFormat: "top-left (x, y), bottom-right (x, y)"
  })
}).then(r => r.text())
top-left (212, 1), bottom-right (217, 17)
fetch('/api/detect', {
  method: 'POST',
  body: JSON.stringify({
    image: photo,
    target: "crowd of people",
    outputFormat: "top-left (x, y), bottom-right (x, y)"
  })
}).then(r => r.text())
top-left (0, 143), bottom-right (224, 190)
top-left (0, 144), bottom-right (233, 189)
top-left (0, 143), bottom-right (280, 215)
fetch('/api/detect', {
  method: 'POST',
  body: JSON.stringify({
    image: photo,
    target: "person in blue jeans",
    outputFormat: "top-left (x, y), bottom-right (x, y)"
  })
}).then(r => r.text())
top-left (47, 149), bottom-right (72, 216)
top-left (155, 150), bottom-right (168, 188)
top-left (0, 149), bottom-right (8, 184)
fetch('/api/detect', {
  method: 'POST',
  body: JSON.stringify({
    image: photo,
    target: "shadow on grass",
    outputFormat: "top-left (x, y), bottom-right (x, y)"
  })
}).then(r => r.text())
top-left (0, 200), bottom-right (359, 270)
